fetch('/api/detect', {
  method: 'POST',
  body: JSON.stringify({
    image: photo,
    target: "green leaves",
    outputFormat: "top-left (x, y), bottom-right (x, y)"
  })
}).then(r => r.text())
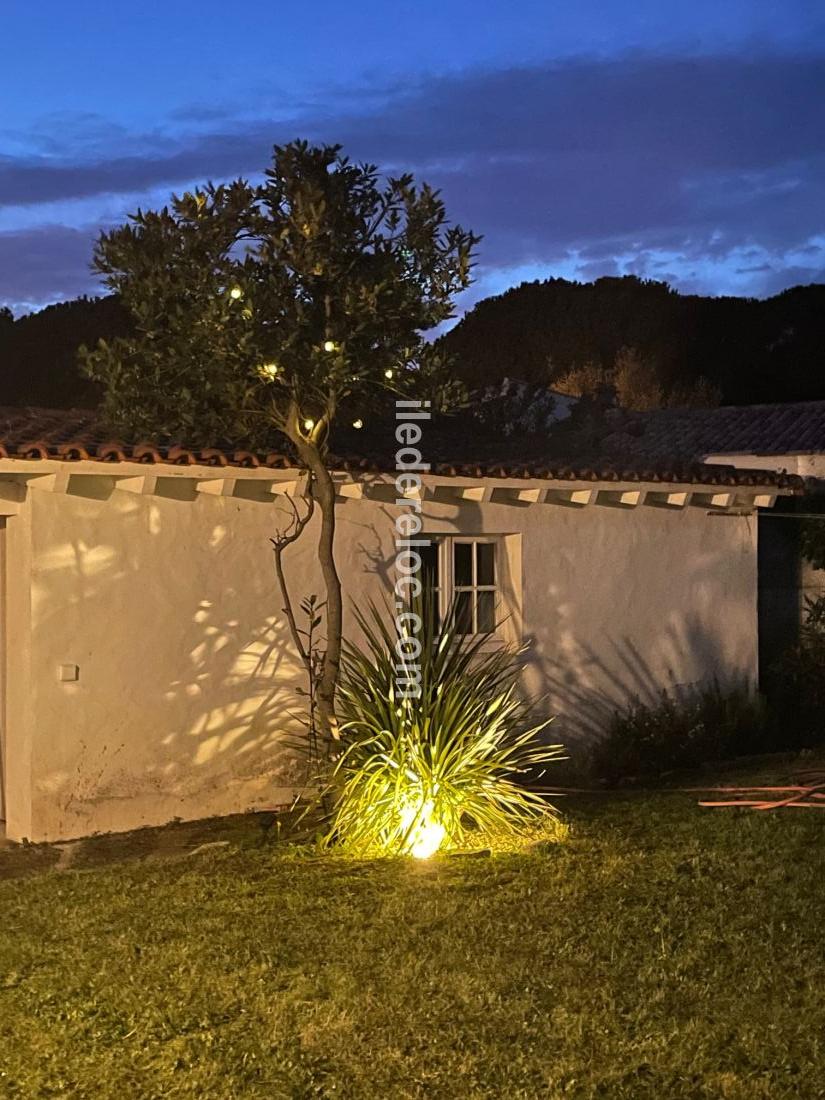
top-left (325, 600), bottom-right (565, 857)
top-left (83, 141), bottom-right (480, 449)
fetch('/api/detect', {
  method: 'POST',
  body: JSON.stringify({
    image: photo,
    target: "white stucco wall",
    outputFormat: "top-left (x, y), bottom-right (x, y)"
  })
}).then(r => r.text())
top-left (704, 451), bottom-right (825, 479)
top-left (2, 468), bottom-right (761, 842)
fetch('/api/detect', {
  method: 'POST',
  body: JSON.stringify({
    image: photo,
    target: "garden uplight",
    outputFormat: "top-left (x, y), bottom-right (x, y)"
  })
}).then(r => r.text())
top-left (325, 601), bottom-right (565, 860)
top-left (410, 821), bottom-right (446, 859)
top-left (400, 800), bottom-right (446, 859)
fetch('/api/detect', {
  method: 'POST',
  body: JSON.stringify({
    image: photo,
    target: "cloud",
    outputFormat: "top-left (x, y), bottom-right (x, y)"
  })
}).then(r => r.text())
top-left (2, 49), bottom-right (824, 307)
top-left (0, 133), bottom-right (270, 207)
top-left (0, 226), bottom-right (102, 314)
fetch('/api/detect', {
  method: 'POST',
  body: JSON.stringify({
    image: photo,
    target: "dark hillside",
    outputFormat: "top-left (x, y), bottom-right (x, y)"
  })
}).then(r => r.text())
top-left (440, 277), bottom-right (825, 404)
top-left (2, 279), bottom-right (823, 409)
top-left (0, 296), bottom-right (131, 408)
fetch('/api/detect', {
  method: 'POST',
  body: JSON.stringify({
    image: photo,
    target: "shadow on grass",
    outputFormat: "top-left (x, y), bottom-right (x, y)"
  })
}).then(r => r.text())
top-left (0, 808), bottom-right (314, 882)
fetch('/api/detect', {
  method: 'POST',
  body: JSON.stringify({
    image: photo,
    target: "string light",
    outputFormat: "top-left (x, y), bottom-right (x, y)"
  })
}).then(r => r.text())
top-left (384, 368), bottom-right (394, 380)
top-left (229, 286), bottom-right (243, 300)
top-left (323, 340), bottom-right (336, 353)
top-left (352, 418), bottom-right (363, 429)
top-left (303, 418), bottom-right (315, 432)
top-left (258, 363), bottom-right (279, 380)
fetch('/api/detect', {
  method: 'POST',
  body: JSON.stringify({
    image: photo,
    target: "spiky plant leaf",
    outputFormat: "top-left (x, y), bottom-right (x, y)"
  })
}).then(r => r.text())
top-left (325, 599), bottom-right (565, 856)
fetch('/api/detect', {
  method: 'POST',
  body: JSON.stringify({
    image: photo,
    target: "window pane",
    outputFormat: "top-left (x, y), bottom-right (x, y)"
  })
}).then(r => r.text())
top-left (477, 590), bottom-right (496, 634)
top-left (419, 542), bottom-right (440, 592)
top-left (455, 590), bottom-right (473, 635)
top-left (454, 542), bottom-right (473, 586)
top-left (419, 541), bottom-right (440, 628)
top-left (476, 542), bottom-right (496, 586)
top-left (423, 587), bottom-right (440, 632)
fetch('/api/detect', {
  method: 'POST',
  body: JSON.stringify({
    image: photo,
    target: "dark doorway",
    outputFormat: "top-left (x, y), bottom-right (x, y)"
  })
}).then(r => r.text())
top-left (757, 508), bottom-right (801, 692)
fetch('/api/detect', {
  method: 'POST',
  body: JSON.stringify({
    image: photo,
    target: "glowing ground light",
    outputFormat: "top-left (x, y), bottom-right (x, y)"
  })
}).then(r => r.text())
top-left (400, 799), bottom-right (446, 859)
top-left (229, 286), bottom-right (243, 299)
top-left (409, 819), bottom-right (446, 859)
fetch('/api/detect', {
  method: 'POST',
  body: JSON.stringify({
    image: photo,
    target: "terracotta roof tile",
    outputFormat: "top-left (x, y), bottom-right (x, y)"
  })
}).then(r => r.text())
top-left (0, 405), bottom-right (804, 490)
top-left (597, 400), bottom-right (825, 463)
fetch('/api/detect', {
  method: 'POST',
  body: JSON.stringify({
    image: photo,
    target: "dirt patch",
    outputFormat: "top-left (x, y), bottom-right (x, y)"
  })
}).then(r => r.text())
top-left (0, 840), bottom-right (61, 881)
top-left (0, 810), bottom-right (286, 881)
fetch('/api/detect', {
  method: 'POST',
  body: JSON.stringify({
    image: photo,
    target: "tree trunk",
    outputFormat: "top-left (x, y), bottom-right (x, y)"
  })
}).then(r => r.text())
top-left (300, 444), bottom-right (342, 743)
top-left (280, 401), bottom-right (343, 744)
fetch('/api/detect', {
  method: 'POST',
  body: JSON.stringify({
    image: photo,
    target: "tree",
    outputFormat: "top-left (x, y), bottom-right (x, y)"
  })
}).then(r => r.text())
top-left (552, 359), bottom-right (612, 401)
top-left (441, 275), bottom-right (825, 404)
top-left (553, 348), bottom-right (663, 408)
top-left (554, 345), bottom-right (720, 409)
top-left (82, 141), bottom-right (479, 743)
top-left (0, 297), bottom-right (130, 408)
top-left (612, 346), bottom-right (664, 410)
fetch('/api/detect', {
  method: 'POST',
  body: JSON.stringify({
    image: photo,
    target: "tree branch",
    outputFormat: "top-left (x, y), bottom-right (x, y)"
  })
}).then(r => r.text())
top-left (270, 474), bottom-right (315, 673)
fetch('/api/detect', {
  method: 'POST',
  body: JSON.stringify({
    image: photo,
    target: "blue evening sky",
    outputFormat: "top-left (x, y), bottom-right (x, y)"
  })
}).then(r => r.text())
top-left (1, 0), bottom-right (823, 314)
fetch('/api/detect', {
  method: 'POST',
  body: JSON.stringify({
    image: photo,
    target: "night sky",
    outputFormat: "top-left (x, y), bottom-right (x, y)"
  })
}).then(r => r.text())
top-left (2, 0), bottom-right (824, 316)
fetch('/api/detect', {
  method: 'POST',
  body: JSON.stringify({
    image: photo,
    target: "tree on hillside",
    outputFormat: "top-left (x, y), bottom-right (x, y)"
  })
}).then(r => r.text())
top-left (612, 346), bottom-right (665, 410)
top-left (82, 141), bottom-right (478, 742)
top-left (554, 345), bottom-right (720, 409)
top-left (0, 297), bottom-right (131, 408)
top-left (441, 275), bottom-right (825, 404)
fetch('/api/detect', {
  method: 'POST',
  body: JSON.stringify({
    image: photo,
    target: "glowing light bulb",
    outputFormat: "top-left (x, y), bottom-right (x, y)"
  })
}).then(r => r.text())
top-left (410, 819), bottom-right (446, 860)
top-left (384, 368), bottom-right (394, 380)
top-left (352, 418), bottom-right (363, 430)
top-left (229, 286), bottom-right (243, 300)
top-left (400, 799), bottom-right (445, 859)
top-left (323, 340), bottom-right (336, 353)
top-left (303, 418), bottom-right (315, 432)
top-left (259, 363), bottom-right (279, 380)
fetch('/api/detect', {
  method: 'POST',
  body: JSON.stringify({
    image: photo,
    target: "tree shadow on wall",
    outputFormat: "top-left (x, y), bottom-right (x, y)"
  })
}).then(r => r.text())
top-left (522, 611), bottom-right (750, 753)
top-left (29, 486), bottom-right (326, 835)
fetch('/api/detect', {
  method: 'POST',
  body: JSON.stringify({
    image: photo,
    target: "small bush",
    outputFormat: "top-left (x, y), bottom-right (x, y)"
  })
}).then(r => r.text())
top-left (326, 601), bottom-right (565, 857)
top-left (590, 682), bottom-right (768, 785)
top-left (769, 594), bottom-right (825, 748)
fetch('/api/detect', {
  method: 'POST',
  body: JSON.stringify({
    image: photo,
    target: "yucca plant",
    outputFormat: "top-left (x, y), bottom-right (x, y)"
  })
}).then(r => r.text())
top-left (324, 599), bottom-right (565, 857)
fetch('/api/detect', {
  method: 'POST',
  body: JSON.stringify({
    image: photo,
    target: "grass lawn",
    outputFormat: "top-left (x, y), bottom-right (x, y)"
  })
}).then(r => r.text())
top-left (1, 759), bottom-right (824, 1099)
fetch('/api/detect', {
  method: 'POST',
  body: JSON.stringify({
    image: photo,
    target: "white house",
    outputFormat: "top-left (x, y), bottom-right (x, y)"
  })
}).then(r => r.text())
top-left (0, 405), bottom-right (803, 842)
top-left (594, 399), bottom-right (825, 480)
top-left (591, 399), bottom-right (825, 667)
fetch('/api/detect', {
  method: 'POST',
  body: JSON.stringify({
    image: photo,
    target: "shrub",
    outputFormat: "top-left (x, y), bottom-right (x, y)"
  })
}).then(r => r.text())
top-left (325, 602), bottom-right (565, 857)
top-left (769, 594), bottom-right (825, 747)
top-left (590, 682), bottom-right (768, 785)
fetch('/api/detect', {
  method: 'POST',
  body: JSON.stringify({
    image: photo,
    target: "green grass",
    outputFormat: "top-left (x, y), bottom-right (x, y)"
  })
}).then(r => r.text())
top-left (2, 763), bottom-right (825, 1098)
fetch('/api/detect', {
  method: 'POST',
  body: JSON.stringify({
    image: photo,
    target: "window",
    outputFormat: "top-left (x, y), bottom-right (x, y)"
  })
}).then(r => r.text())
top-left (420, 537), bottom-right (500, 637)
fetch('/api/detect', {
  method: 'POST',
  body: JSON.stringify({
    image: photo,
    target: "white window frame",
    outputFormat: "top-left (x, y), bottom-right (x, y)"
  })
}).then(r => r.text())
top-left (425, 535), bottom-right (503, 639)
